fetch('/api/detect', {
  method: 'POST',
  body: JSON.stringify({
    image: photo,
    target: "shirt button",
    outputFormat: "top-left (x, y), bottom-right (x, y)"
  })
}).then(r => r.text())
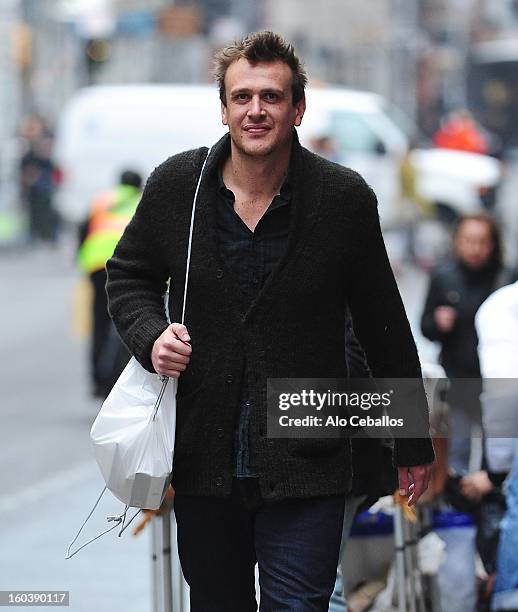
top-left (226, 373), bottom-right (234, 383)
top-left (215, 476), bottom-right (224, 487)
top-left (216, 268), bottom-right (224, 279)
top-left (216, 428), bottom-right (224, 439)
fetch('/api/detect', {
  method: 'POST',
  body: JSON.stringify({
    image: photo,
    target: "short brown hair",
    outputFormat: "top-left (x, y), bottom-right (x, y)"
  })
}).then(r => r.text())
top-left (213, 31), bottom-right (307, 106)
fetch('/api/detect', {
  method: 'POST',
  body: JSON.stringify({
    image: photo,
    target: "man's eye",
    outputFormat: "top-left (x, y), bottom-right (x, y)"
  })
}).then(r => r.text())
top-left (264, 93), bottom-right (279, 101)
top-left (235, 93), bottom-right (249, 101)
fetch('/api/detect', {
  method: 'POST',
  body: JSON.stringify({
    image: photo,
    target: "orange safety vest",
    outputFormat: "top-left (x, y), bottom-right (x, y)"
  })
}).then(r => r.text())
top-left (78, 184), bottom-right (141, 274)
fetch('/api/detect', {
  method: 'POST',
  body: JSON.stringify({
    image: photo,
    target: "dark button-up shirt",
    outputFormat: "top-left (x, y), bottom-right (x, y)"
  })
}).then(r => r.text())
top-left (216, 167), bottom-right (291, 477)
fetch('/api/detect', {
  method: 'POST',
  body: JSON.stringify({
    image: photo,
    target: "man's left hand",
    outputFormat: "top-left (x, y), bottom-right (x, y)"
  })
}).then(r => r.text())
top-left (398, 463), bottom-right (434, 507)
top-left (460, 470), bottom-right (493, 502)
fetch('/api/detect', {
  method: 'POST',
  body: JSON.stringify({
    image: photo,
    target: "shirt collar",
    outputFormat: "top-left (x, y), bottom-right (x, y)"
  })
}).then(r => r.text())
top-left (217, 163), bottom-right (292, 206)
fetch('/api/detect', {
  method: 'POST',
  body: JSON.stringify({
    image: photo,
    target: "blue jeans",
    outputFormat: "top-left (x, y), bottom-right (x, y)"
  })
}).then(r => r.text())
top-left (173, 478), bottom-right (346, 611)
top-left (492, 440), bottom-right (518, 611)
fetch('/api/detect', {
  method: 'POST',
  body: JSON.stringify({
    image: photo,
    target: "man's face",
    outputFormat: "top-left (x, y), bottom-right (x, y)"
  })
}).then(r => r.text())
top-left (221, 58), bottom-right (306, 158)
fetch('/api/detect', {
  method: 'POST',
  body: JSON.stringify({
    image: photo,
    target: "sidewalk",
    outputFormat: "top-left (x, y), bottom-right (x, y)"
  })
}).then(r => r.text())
top-left (0, 461), bottom-right (152, 612)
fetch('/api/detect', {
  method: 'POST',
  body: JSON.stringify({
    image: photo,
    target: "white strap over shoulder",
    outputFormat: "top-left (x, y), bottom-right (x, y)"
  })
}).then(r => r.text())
top-left (181, 146), bottom-right (211, 325)
top-left (66, 146), bottom-right (212, 559)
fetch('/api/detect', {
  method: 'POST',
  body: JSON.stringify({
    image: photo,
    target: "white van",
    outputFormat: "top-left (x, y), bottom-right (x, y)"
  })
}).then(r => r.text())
top-left (53, 83), bottom-right (411, 225)
top-left (54, 85), bottom-right (226, 223)
top-left (299, 87), bottom-right (409, 226)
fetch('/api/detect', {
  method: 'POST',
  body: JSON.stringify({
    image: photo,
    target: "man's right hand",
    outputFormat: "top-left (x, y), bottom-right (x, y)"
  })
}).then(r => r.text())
top-left (151, 323), bottom-right (192, 378)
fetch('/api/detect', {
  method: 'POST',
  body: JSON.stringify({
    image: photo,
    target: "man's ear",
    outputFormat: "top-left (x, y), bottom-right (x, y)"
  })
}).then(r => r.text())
top-left (221, 101), bottom-right (228, 126)
top-left (294, 95), bottom-right (306, 127)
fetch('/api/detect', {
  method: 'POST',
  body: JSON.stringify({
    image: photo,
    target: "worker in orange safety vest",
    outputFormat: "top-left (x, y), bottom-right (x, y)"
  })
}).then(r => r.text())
top-left (78, 170), bottom-right (142, 398)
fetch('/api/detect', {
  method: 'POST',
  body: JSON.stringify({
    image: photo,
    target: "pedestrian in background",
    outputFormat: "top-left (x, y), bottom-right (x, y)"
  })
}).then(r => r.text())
top-left (433, 109), bottom-right (488, 155)
top-left (421, 213), bottom-right (506, 474)
top-left (490, 441), bottom-right (518, 612)
top-left (106, 31), bottom-right (434, 611)
top-left (476, 280), bottom-right (518, 611)
top-left (19, 115), bottom-right (60, 244)
top-left (78, 170), bottom-right (142, 398)
top-left (421, 213), bottom-right (509, 611)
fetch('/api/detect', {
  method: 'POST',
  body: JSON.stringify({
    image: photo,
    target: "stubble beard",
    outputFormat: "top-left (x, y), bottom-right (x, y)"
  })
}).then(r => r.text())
top-left (230, 128), bottom-right (292, 160)
top-left (232, 133), bottom-right (276, 159)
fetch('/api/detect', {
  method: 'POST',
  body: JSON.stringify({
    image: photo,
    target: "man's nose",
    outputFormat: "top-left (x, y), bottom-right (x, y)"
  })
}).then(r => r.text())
top-left (248, 95), bottom-right (265, 118)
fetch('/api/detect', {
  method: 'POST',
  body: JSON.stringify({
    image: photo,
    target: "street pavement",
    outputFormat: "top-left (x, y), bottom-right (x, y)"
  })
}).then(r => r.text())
top-left (0, 236), bottom-right (435, 611)
top-left (0, 242), bottom-right (152, 611)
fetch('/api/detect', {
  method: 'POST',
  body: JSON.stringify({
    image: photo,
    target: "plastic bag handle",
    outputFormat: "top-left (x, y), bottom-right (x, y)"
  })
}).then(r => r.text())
top-left (65, 486), bottom-right (142, 559)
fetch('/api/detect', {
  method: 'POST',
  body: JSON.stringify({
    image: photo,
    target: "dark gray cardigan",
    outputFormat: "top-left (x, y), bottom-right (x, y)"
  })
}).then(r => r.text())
top-left (106, 132), bottom-right (434, 500)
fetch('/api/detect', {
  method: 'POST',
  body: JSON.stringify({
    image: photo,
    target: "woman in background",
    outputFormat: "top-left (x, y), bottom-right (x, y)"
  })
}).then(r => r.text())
top-left (421, 213), bottom-right (508, 611)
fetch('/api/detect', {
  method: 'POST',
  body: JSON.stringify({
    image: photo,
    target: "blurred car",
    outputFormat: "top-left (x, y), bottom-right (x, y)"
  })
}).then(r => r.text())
top-left (298, 88), bottom-right (502, 226)
top-left (409, 148), bottom-right (501, 221)
top-left (297, 86), bottom-right (411, 227)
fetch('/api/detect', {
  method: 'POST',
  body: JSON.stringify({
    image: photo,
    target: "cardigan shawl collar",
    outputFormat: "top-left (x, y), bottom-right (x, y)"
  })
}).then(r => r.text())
top-left (190, 130), bottom-right (323, 324)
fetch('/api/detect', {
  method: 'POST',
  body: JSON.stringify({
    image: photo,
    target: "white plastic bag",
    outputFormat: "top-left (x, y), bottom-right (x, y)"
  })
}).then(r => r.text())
top-left (66, 365), bottom-right (176, 559)
top-left (90, 357), bottom-right (177, 510)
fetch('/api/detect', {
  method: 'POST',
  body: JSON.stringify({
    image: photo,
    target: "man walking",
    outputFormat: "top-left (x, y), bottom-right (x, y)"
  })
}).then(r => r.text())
top-left (106, 31), bottom-right (434, 611)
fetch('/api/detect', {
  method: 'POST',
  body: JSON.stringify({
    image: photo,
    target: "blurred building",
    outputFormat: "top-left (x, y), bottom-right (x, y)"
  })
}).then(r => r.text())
top-left (95, 0), bottom-right (258, 85)
top-left (0, 0), bottom-right (24, 222)
top-left (261, 0), bottom-right (518, 136)
top-left (263, 0), bottom-right (396, 91)
top-left (28, 0), bottom-right (79, 116)
top-left (68, 0), bottom-right (257, 86)
top-left (261, 0), bottom-right (421, 123)
top-left (417, 0), bottom-right (518, 134)
top-left (0, 0), bottom-right (22, 142)
top-left (5, 0), bottom-right (260, 117)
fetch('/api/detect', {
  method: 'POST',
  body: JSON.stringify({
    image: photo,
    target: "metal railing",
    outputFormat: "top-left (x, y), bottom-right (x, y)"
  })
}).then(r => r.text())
top-left (150, 508), bottom-right (190, 612)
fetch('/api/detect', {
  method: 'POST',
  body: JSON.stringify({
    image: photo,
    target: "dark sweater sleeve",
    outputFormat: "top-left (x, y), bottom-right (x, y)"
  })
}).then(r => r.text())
top-left (347, 184), bottom-right (435, 467)
top-left (106, 165), bottom-right (171, 373)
